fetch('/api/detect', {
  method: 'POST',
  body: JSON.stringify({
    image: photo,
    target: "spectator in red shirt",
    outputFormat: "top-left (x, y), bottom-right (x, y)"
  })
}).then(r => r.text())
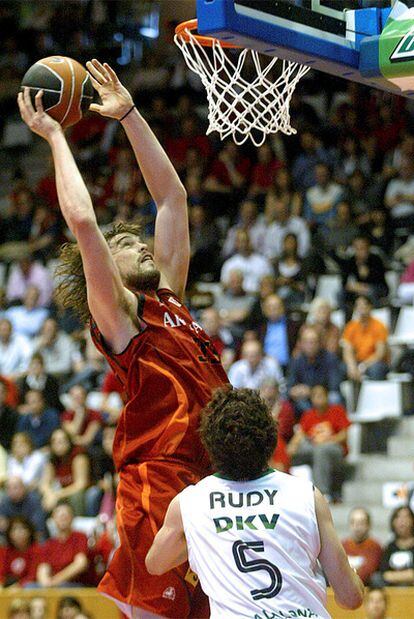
top-left (61, 384), bottom-right (103, 448)
top-left (39, 429), bottom-right (90, 516)
top-left (260, 378), bottom-right (293, 473)
top-left (259, 377), bottom-right (295, 443)
top-left (0, 516), bottom-right (40, 587)
top-left (36, 157), bottom-right (58, 210)
top-left (84, 517), bottom-right (117, 587)
top-left (200, 307), bottom-right (234, 358)
top-left (100, 370), bottom-right (124, 423)
top-left (166, 115), bottom-right (212, 173)
top-left (0, 374), bottom-right (19, 408)
top-left (36, 501), bottom-right (88, 588)
top-left (204, 141), bottom-right (251, 195)
top-left (249, 143), bottom-right (283, 199)
top-left (342, 507), bottom-right (382, 586)
top-left (287, 384), bottom-right (351, 502)
top-left (101, 370), bottom-right (123, 397)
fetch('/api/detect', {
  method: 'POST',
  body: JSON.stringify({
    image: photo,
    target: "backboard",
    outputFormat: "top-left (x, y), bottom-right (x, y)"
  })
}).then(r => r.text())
top-left (196, 0), bottom-right (414, 98)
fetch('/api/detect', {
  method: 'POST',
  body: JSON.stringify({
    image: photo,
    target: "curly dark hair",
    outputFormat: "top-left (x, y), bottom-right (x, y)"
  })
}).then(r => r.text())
top-left (199, 386), bottom-right (277, 481)
top-left (54, 221), bottom-right (142, 323)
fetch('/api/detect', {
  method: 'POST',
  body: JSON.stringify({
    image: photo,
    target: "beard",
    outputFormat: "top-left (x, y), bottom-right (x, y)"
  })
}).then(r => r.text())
top-left (126, 264), bottom-right (161, 292)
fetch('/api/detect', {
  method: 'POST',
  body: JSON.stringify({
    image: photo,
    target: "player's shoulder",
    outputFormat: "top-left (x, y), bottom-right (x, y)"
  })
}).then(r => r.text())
top-left (156, 287), bottom-right (184, 306)
top-left (273, 469), bottom-right (314, 494)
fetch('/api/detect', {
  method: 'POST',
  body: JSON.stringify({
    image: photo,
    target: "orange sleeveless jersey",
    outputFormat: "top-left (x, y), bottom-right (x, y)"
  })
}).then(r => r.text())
top-left (90, 288), bottom-right (229, 474)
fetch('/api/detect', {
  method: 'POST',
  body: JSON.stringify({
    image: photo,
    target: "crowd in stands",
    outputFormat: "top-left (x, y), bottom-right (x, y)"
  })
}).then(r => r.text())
top-left (0, 0), bottom-right (414, 599)
top-left (7, 594), bottom-right (94, 618)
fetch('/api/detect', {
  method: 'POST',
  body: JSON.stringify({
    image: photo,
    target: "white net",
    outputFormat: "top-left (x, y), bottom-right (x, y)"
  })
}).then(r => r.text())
top-left (174, 27), bottom-right (311, 147)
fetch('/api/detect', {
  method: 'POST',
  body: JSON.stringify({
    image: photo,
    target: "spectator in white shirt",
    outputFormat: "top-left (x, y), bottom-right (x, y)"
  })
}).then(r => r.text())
top-left (228, 339), bottom-right (284, 391)
top-left (385, 157), bottom-right (414, 231)
top-left (5, 285), bottom-right (49, 339)
top-left (0, 318), bottom-right (32, 379)
top-left (262, 194), bottom-right (310, 260)
top-left (222, 200), bottom-right (264, 258)
top-left (6, 255), bottom-right (53, 307)
top-left (7, 432), bottom-right (47, 491)
top-left (32, 318), bottom-right (82, 380)
top-left (220, 230), bottom-right (273, 294)
top-left (214, 270), bottom-right (256, 334)
top-left (304, 163), bottom-right (343, 232)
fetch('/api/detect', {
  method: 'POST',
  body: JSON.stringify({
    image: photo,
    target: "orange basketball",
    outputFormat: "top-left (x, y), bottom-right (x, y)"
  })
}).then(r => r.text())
top-left (20, 56), bottom-right (94, 129)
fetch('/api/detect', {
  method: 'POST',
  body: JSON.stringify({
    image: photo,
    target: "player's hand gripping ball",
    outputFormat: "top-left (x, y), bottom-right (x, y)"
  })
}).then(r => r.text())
top-left (20, 56), bottom-right (93, 129)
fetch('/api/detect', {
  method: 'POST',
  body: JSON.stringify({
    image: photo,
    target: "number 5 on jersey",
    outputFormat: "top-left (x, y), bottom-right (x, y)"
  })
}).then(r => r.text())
top-left (232, 540), bottom-right (283, 600)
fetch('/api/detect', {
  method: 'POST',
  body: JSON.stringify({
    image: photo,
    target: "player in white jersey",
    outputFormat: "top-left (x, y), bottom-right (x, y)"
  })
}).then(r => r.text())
top-left (146, 387), bottom-right (364, 618)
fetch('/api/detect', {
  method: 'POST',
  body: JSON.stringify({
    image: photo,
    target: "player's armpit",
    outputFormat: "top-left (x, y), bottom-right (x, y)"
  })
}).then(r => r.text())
top-left (145, 495), bottom-right (188, 576)
top-left (314, 488), bottom-right (364, 610)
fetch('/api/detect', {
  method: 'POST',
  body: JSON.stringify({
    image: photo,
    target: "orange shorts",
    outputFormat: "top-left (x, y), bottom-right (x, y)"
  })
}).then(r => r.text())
top-left (98, 460), bottom-right (209, 619)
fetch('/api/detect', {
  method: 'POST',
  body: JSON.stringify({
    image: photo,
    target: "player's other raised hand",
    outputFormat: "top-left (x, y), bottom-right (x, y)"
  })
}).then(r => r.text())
top-left (87, 59), bottom-right (134, 120)
top-left (17, 87), bottom-right (62, 141)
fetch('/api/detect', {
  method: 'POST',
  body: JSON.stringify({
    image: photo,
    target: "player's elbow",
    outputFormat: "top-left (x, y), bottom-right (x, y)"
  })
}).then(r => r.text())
top-left (145, 552), bottom-right (166, 576)
top-left (348, 590), bottom-right (364, 610)
top-left (335, 589), bottom-right (364, 610)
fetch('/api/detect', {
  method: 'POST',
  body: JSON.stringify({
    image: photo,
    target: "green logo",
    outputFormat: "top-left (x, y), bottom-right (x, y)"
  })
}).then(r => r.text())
top-left (390, 27), bottom-right (414, 63)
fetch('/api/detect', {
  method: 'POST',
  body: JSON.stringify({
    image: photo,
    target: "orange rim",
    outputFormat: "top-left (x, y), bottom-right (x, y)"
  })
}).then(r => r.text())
top-left (175, 19), bottom-right (240, 49)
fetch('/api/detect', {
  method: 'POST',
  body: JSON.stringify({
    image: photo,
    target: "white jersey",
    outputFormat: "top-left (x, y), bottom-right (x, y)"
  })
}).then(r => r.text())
top-left (179, 469), bottom-right (330, 619)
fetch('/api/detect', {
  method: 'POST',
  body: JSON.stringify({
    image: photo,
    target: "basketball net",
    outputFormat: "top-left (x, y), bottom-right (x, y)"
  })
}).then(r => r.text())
top-left (175, 20), bottom-right (310, 147)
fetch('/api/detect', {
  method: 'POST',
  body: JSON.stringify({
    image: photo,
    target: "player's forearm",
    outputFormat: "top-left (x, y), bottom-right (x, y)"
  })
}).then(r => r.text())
top-left (333, 569), bottom-right (364, 610)
top-left (48, 130), bottom-right (97, 231)
top-left (121, 108), bottom-right (186, 208)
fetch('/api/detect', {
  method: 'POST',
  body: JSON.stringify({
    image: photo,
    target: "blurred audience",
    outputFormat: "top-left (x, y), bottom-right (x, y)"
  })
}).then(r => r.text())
top-left (363, 588), bottom-right (389, 619)
top-left (342, 507), bottom-right (383, 586)
top-left (5, 286), bottom-right (49, 338)
top-left (342, 296), bottom-right (389, 382)
top-left (16, 389), bottom-right (60, 450)
top-left (220, 230), bottom-right (273, 294)
top-left (0, 477), bottom-right (47, 542)
top-left (228, 339), bottom-right (284, 390)
top-left (35, 502), bottom-right (88, 588)
top-left (287, 384), bottom-right (351, 502)
top-left (287, 325), bottom-right (343, 416)
top-left (378, 506), bottom-right (414, 587)
top-left (0, 319), bottom-right (32, 380)
top-left (7, 433), bottom-right (47, 491)
top-left (61, 384), bottom-right (103, 448)
top-left (0, 516), bottom-right (40, 587)
top-left (40, 429), bottom-right (90, 516)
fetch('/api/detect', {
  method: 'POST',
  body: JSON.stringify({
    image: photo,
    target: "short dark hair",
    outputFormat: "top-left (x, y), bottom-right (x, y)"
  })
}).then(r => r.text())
top-left (355, 294), bottom-right (372, 307)
top-left (310, 384), bottom-right (328, 394)
top-left (199, 386), bottom-right (277, 481)
top-left (53, 499), bottom-right (74, 514)
top-left (57, 596), bottom-right (82, 612)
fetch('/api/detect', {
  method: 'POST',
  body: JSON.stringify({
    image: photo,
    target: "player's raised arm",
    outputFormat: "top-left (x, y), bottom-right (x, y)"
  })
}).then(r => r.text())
top-left (145, 495), bottom-right (188, 575)
top-left (314, 487), bottom-right (364, 610)
top-left (87, 59), bottom-right (189, 300)
top-left (17, 88), bottom-right (139, 353)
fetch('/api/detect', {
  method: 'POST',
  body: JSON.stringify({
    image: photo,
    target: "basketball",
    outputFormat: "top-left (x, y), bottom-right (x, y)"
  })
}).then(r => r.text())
top-left (20, 56), bottom-right (94, 129)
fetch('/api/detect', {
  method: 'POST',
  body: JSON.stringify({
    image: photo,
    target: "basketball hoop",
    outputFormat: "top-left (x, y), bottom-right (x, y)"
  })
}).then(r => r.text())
top-left (174, 19), bottom-right (310, 147)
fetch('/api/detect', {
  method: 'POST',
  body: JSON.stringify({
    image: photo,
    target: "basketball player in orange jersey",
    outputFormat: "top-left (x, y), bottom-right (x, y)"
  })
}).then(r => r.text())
top-left (17, 59), bottom-right (228, 619)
